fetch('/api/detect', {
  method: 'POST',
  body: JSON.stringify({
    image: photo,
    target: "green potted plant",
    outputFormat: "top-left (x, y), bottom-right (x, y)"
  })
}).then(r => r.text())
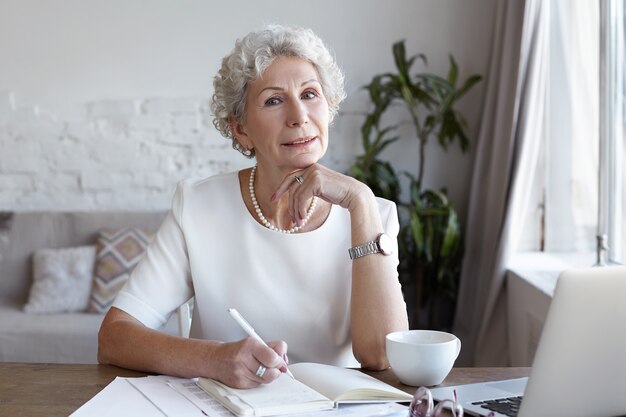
top-left (351, 40), bottom-right (482, 330)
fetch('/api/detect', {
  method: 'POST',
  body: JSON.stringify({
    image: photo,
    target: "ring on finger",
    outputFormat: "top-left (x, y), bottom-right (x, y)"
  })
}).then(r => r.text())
top-left (294, 175), bottom-right (304, 185)
top-left (255, 364), bottom-right (267, 378)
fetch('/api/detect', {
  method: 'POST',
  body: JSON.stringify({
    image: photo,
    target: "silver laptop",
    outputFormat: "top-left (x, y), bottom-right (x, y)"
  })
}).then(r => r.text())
top-left (430, 266), bottom-right (626, 417)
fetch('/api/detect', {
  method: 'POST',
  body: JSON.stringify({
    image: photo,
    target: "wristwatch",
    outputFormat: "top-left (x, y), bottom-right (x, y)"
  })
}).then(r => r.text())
top-left (348, 233), bottom-right (393, 260)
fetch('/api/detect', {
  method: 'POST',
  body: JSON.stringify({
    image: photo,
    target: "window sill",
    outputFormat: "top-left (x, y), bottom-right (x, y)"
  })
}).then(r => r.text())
top-left (508, 251), bottom-right (596, 295)
top-left (506, 251), bottom-right (595, 366)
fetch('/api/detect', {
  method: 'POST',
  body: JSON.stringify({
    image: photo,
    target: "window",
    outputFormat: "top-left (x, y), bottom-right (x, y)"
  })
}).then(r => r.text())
top-left (520, 0), bottom-right (626, 265)
top-left (602, 0), bottom-right (626, 263)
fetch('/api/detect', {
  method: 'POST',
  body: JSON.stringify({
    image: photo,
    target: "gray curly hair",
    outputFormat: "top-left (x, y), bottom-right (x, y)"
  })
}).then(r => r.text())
top-left (211, 25), bottom-right (346, 158)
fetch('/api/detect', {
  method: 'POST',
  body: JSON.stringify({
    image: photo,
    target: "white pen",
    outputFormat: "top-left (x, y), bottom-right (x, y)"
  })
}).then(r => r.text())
top-left (227, 307), bottom-right (295, 379)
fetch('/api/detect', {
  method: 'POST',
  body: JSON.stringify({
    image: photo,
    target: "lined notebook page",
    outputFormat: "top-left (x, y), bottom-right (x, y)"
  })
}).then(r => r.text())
top-left (290, 363), bottom-right (413, 402)
top-left (224, 373), bottom-right (329, 408)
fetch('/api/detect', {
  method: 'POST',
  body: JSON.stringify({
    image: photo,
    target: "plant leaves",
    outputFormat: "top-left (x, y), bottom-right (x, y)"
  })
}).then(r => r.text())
top-left (392, 41), bottom-right (410, 83)
top-left (440, 209), bottom-right (459, 258)
top-left (348, 40), bottom-right (482, 320)
top-left (447, 55), bottom-right (458, 86)
top-left (453, 74), bottom-right (483, 101)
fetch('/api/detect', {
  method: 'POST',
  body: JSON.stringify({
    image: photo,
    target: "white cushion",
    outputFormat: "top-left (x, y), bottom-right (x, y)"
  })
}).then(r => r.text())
top-left (24, 245), bottom-right (96, 313)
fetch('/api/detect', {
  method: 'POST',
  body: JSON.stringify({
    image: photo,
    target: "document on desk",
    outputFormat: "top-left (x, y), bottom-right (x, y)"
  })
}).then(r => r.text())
top-left (71, 374), bottom-right (408, 417)
top-left (166, 378), bottom-right (235, 416)
top-left (129, 376), bottom-right (231, 417)
top-left (69, 377), bottom-right (166, 417)
top-left (69, 375), bottom-right (219, 417)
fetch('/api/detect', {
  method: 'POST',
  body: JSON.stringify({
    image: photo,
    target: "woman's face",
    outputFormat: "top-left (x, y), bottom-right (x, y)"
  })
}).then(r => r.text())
top-left (234, 56), bottom-right (330, 172)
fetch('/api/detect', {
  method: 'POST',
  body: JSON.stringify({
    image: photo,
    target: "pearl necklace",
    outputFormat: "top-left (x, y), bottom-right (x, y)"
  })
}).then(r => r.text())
top-left (249, 165), bottom-right (317, 234)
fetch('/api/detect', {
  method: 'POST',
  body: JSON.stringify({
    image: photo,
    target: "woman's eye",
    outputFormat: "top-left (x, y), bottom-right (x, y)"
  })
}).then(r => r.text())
top-left (265, 97), bottom-right (282, 106)
top-left (302, 91), bottom-right (318, 100)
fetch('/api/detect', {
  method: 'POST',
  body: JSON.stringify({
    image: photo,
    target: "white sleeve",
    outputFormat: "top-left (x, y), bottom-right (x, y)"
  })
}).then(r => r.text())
top-left (112, 181), bottom-right (194, 328)
top-left (378, 197), bottom-right (400, 275)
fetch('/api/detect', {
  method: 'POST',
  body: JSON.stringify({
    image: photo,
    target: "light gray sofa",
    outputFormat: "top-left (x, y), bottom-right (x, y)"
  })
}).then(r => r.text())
top-left (0, 211), bottom-right (182, 364)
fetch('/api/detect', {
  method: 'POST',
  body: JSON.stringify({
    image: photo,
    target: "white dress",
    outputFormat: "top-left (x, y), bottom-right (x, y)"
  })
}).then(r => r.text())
top-left (112, 171), bottom-right (400, 367)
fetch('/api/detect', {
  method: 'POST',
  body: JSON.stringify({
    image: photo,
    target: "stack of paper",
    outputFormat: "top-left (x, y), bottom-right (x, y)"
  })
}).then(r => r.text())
top-left (71, 371), bottom-right (410, 417)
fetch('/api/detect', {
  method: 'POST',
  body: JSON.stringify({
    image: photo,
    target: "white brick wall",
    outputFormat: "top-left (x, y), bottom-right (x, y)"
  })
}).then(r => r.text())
top-left (0, 91), bottom-right (357, 211)
top-left (0, 92), bottom-right (232, 210)
top-left (0, 91), bottom-right (16, 115)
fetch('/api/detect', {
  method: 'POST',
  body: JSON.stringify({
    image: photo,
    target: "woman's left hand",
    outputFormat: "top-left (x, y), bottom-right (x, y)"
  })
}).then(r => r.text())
top-left (271, 164), bottom-right (371, 225)
top-left (274, 163), bottom-right (408, 370)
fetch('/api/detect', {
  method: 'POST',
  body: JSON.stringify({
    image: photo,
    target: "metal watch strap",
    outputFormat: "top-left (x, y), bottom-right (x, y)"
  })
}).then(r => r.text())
top-left (348, 240), bottom-right (379, 260)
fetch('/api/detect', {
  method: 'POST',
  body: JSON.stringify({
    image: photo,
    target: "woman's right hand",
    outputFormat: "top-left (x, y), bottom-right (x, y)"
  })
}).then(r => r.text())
top-left (99, 308), bottom-right (289, 389)
top-left (210, 338), bottom-right (289, 388)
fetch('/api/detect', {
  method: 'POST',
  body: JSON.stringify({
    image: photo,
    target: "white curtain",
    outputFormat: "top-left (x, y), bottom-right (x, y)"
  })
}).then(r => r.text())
top-left (453, 0), bottom-right (549, 366)
top-left (546, 0), bottom-right (599, 254)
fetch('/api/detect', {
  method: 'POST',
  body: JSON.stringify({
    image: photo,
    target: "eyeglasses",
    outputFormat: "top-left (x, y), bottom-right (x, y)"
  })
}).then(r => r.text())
top-left (407, 386), bottom-right (472, 417)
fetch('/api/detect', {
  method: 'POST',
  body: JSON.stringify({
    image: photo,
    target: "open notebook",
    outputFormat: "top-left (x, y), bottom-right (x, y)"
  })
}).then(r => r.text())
top-left (430, 265), bottom-right (626, 417)
top-left (197, 362), bottom-right (413, 417)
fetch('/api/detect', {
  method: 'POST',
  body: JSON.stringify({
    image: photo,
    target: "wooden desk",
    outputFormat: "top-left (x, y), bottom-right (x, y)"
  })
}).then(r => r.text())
top-left (0, 362), bottom-right (530, 417)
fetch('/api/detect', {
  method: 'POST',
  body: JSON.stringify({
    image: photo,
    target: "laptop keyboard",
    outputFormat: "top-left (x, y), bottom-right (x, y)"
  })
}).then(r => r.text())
top-left (472, 396), bottom-right (523, 416)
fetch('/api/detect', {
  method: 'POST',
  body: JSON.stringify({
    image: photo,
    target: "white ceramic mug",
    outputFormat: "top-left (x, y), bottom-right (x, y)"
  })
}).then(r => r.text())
top-left (386, 330), bottom-right (461, 386)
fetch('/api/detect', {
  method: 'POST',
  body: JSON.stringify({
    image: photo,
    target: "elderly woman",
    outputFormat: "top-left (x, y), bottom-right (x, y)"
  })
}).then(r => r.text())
top-left (98, 25), bottom-right (408, 389)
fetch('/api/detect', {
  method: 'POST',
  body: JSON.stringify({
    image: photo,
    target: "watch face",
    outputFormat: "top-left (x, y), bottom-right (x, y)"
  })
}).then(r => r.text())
top-left (378, 233), bottom-right (393, 255)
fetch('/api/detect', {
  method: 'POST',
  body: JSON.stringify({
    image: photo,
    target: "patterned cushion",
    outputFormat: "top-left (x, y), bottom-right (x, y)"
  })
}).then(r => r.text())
top-left (87, 228), bottom-right (153, 313)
